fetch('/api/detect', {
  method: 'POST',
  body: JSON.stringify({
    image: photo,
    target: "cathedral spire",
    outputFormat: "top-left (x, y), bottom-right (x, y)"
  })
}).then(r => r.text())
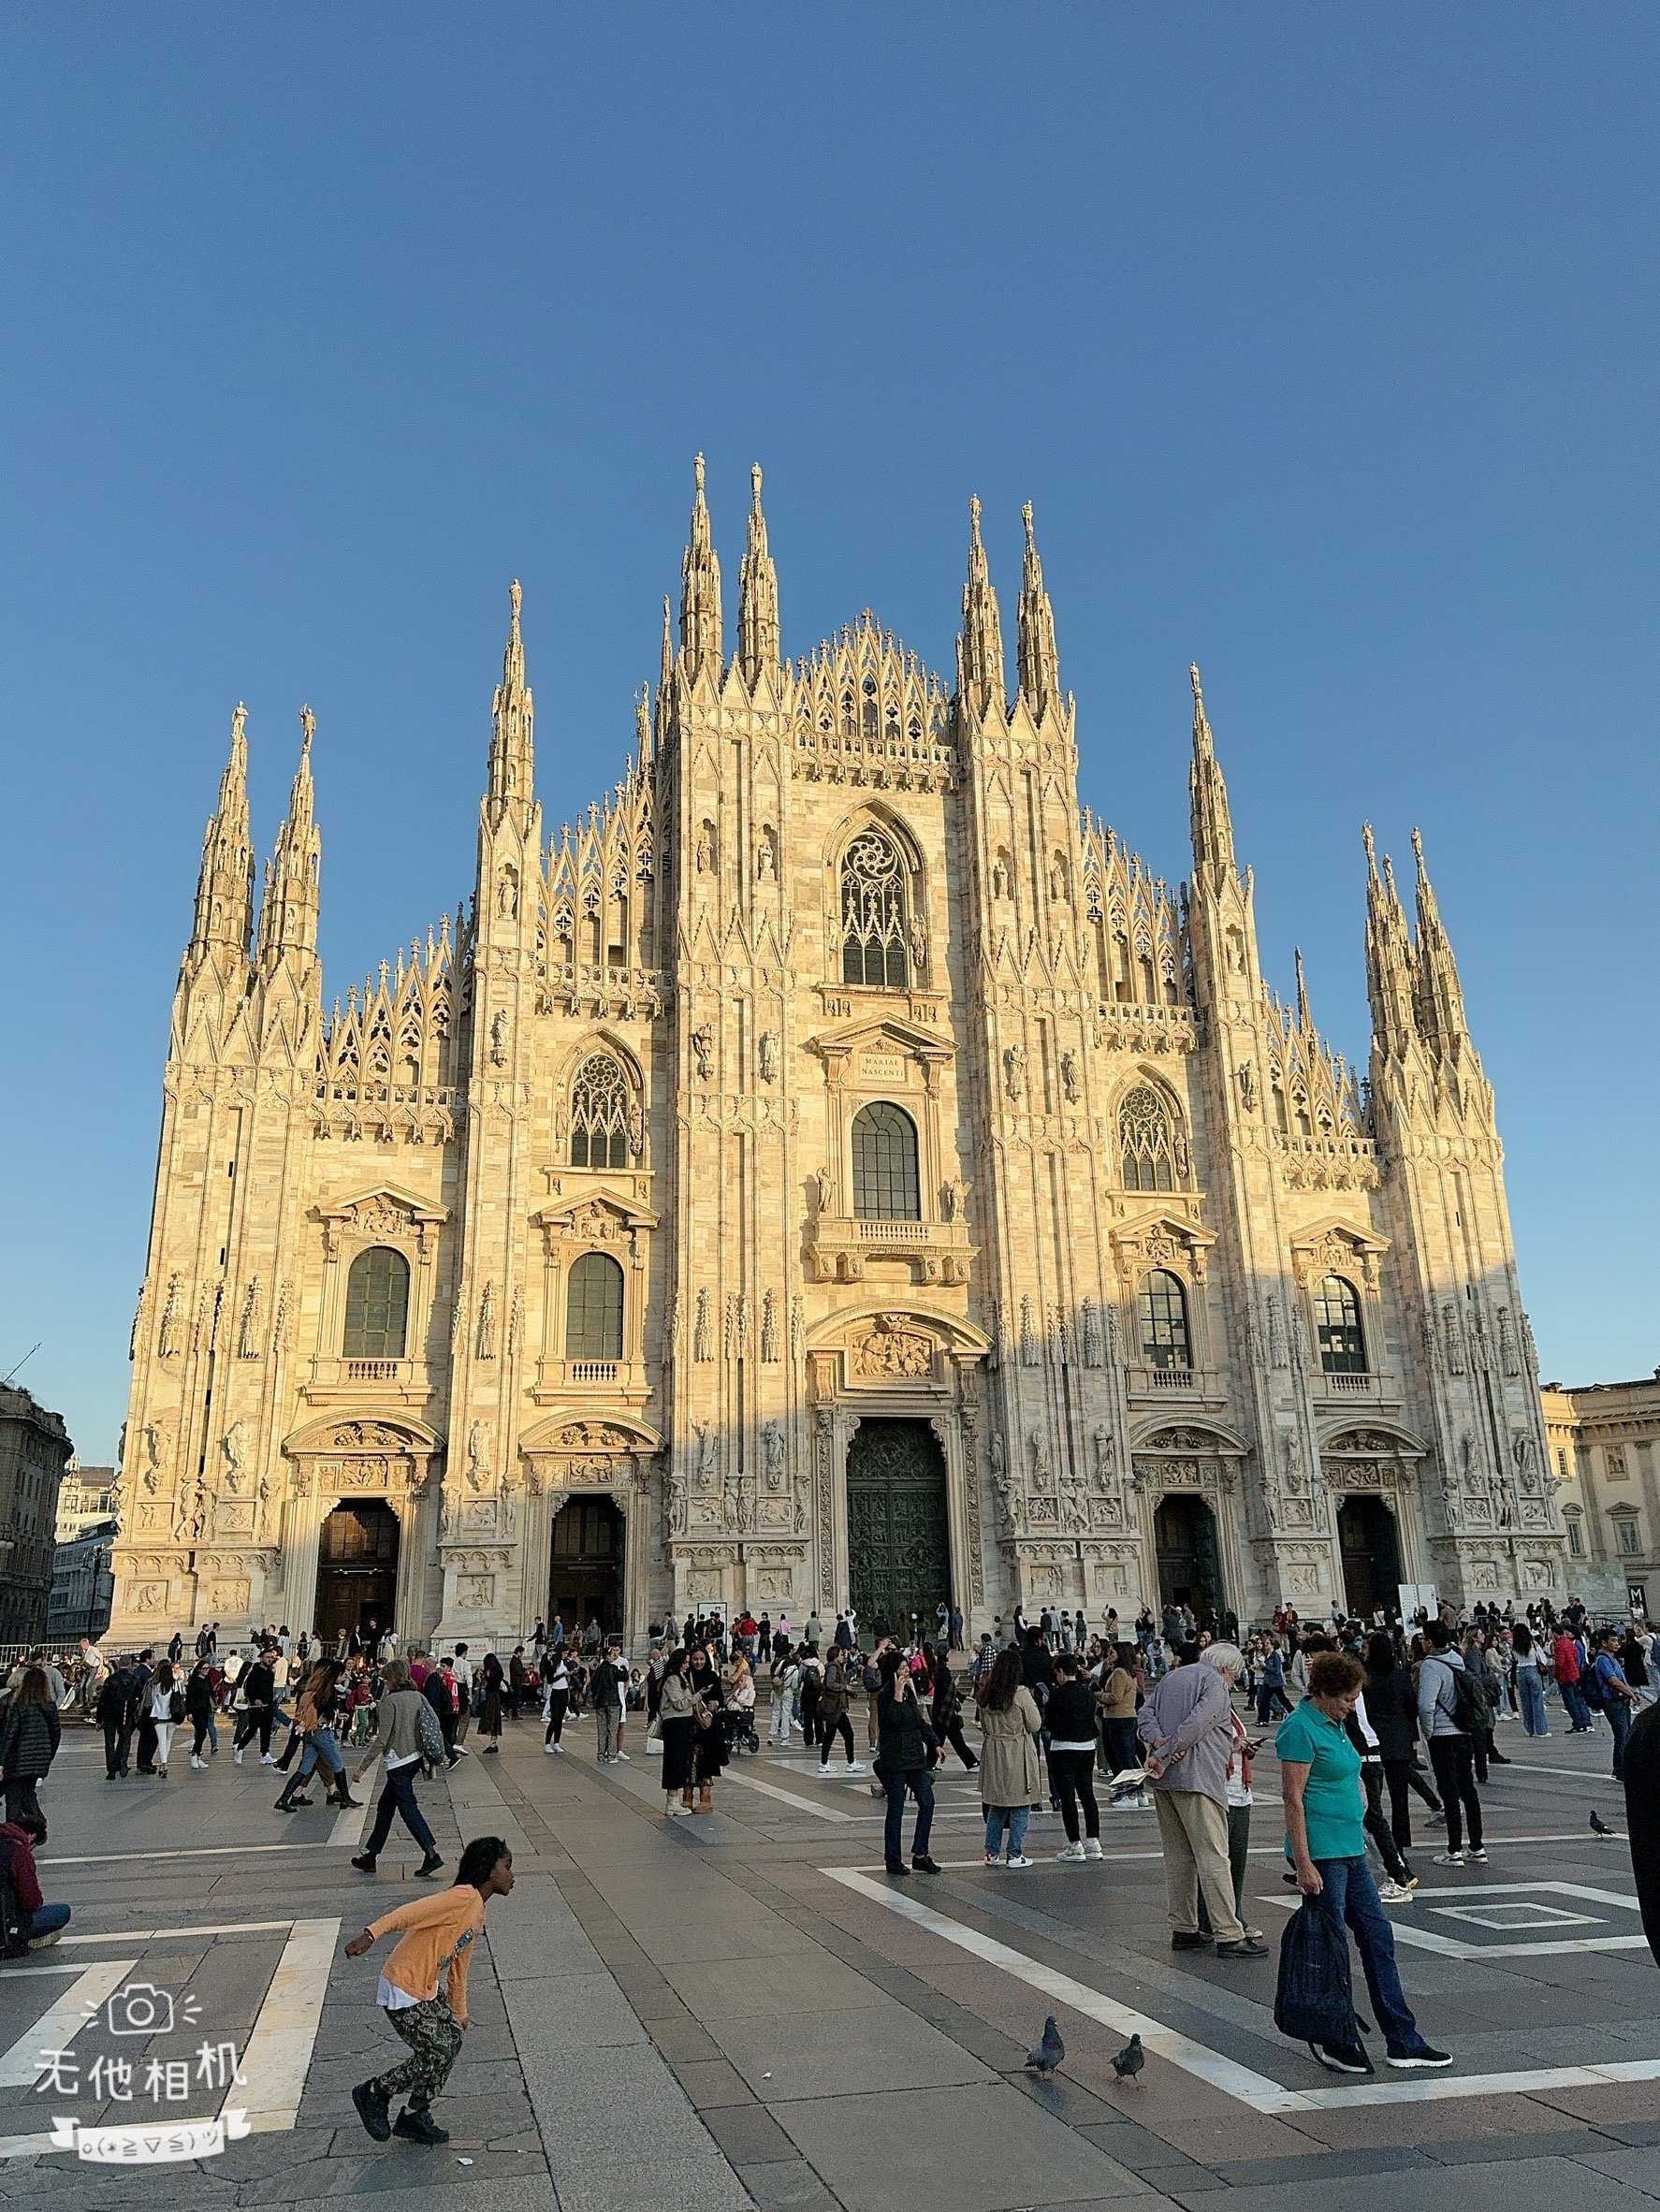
top-left (956, 494), bottom-right (1006, 720)
top-left (654, 594), bottom-right (674, 749)
top-left (678, 452), bottom-right (723, 682)
top-left (1187, 662), bottom-right (1238, 886)
top-left (737, 462), bottom-right (780, 688)
top-left (256, 705), bottom-right (322, 968)
top-left (1361, 822), bottom-right (1417, 1059)
top-left (1015, 501), bottom-right (1061, 722)
top-left (487, 579), bottom-right (535, 823)
top-left (1410, 825), bottom-right (1470, 1056)
top-left (189, 702), bottom-right (255, 959)
top-left (1294, 946), bottom-right (1312, 1032)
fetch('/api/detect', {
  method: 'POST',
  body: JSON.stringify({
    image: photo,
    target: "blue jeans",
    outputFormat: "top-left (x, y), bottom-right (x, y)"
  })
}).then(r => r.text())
top-left (1313, 1855), bottom-right (1428, 2058)
top-left (362, 1764), bottom-right (438, 1858)
top-left (1560, 1680), bottom-right (1593, 1730)
top-left (1517, 1666), bottom-right (1549, 1736)
top-left (28, 1902), bottom-right (71, 1942)
top-left (1608, 1697), bottom-right (1631, 1780)
top-left (883, 1767), bottom-right (935, 1868)
top-left (984, 1806), bottom-right (1030, 1859)
top-left (297, 1726), bottom-right (345, 1781)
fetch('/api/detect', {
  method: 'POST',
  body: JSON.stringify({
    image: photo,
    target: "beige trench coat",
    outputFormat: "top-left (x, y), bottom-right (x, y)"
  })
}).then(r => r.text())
top-left (977, 1684), bottom-right (1043, 1809)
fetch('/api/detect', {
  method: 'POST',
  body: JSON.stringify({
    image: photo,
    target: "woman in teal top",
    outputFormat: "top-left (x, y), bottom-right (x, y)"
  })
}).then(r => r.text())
top-left (1275, 1652), bottom-right (1449, 2077)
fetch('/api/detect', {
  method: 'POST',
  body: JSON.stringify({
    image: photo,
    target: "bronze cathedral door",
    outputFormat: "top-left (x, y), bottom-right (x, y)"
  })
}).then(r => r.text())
top-left (845, 1419), bottom-right (951, 1639)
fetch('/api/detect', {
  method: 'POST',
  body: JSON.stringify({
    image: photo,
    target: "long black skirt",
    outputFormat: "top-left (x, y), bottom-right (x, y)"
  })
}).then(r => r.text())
top-left (660, 1716), bottom-right (697, 1792)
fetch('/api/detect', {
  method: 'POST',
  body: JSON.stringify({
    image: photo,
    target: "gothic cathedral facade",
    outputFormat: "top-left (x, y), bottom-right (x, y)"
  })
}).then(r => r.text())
top-left (109, 462), bottom-right (1566, 1650)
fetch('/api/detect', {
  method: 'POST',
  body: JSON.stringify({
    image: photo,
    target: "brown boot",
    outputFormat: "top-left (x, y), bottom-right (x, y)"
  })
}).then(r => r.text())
top-left (680, 1785), bottom-right (695, 1812)
top-left (695, 1784), bottom-right (714, 1814)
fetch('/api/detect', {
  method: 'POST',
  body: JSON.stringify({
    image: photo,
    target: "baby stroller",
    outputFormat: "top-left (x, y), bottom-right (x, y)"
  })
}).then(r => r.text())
top-left (722, 1706), bottom-right (761, 1758)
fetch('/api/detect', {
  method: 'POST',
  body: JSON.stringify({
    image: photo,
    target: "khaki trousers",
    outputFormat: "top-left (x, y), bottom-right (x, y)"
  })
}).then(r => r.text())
top-left (1153, 1788), bottom-right (1245, 1944)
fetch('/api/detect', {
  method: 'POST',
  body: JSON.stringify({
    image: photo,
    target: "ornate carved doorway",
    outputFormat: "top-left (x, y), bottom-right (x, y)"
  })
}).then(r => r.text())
top-left (1337, 1495), bottom-right (1402, 1622)
top-left (315, 1500), bottom-right (399, 1651)
top-left (845, 1419), bottom-right (950, 1638)
top-left (1154, 1494), bottom-right (1223, 1622)
top-left (548, 1494), bottom-right (624, 1638)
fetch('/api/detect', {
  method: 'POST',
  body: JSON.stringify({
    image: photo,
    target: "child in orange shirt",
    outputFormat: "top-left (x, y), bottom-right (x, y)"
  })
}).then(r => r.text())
top-left (345, 1835), bottom-right (514, 2146)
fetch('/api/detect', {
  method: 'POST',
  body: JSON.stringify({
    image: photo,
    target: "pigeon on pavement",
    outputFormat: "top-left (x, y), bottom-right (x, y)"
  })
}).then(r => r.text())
top-left (1591, 1811), bottom-right (1618, 1838)
top-left (1027, 2016), bottom-right (1065, 2075)
top-left (1111, 2032), bottom-right (1145, 2086)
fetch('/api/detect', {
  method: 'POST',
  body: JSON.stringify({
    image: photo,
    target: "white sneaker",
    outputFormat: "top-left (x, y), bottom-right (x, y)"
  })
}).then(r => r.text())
top-left (1005, 1855), bottom-right (1034, 1870)
top-left (1056, 1841), bottom-right (1087, 1862)
top-left (1083, 1838), bottom-right (1104, 1860)
top-left (1377, 1878), bottom-right (1415, 1903)
top-left (260, 1754), bottom-right (277, 1766)
top-left (190, 1756), bottom-right (207, 1770)
top-left (233, 1750), bottom-right (243, 1766)
top-left (1432, 1850), bottom-right (1467, 1867)
top-left (614, 1751), bottom-right (631, 1762)
top-left (845, 1761), bottom-right (867, 1775)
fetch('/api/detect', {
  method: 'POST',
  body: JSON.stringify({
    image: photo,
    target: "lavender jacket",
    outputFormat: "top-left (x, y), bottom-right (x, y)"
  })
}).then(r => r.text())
top-left (1135, 1661), bottom-right (1233, 1806)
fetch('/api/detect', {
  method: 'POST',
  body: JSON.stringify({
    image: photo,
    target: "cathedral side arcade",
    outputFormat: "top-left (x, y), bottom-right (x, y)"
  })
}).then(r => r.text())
top-left (109, 465), bottom-right (1565, 1649)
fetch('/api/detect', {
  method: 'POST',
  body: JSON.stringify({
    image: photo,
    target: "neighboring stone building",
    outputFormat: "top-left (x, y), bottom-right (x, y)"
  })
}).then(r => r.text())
top-left (49, 1518), bottom-right (118, 1644)
top-left (55, 1458), bottom-right (120, 1544)
top-left (1541, 1372), bottom-right (1660, 1618)
top-left (109, 464), bottom-right (1565, 1651)
top-left (0, 1385), bottom-right (73, 1644)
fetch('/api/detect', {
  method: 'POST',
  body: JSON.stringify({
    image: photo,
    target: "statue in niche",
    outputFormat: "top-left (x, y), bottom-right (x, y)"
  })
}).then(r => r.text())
top-left (992, 853), bottom-right (1010, 900)
top-left (1028, 1430), bottom-right (1054, 1491)
top-left (467, 1420), bottom-right (488, 1491)
top-left (627, 1101), bottom-right (644, 1157)
top-left (142, 1415), bottom-right (174, 1495)
top-left (693, 1419), bottom-right (719, 1489)
top-left (497, 867), bottom-right (518, 920)
top-left (1090, 1425), bottom-right (1114, 1487)
top-left (490, 1009), bottom-right (508, 1067)
top-left (1059, 1050), bottom-right (1080, 1104)
top-left (664, 1460), bottom-right (687, 1537)
top-left (939, 1177), bottom-right (962, 1223)
top-left (1239, 1061), bottom-right (1258, 1111)
top-left (1002, 1044), bottom-right (1025, 1101)
top-left (910, 920), bottom-right (927, 975)
top-left (1281, 1432), bottom-right (1303, 1496)
top-left (762, 1420), bottom-right (786, 1490)
top-left (222, 1420), bottom-right (247, 1494)
top-left (692, 1026), bottom-right (713, 1081)
top-left (695, 821), bottom-right (715, 874)
top-left (693, 1288), bottom-right (712, 1361)
top-left (756, 827), bottom-right (778, 881)
top-left (813, 1167), bottom-right (837, 1218)
top-left (759, 1030), bottom-right (779, 1084)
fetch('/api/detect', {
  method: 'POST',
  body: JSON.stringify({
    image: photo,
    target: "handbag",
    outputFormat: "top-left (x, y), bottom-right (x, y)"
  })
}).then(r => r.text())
top-left (1274, 1898), bottom-right (1369, 2051)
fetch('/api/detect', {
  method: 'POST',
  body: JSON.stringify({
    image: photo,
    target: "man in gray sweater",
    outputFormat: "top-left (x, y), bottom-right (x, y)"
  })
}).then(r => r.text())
top-left (1138, 1642), bottom-right (1269, 1957)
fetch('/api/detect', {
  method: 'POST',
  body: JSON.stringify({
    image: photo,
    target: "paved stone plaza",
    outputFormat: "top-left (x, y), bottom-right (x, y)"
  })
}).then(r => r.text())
top-left (2, 1708), bottom-right (1657, 2212)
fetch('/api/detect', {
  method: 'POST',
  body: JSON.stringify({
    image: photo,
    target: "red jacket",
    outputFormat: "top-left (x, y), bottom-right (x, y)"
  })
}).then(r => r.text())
top-left (0, 1822), bottom-right (44, 1914)
top-left (1553, 1634), bottom-right (1580, 1683)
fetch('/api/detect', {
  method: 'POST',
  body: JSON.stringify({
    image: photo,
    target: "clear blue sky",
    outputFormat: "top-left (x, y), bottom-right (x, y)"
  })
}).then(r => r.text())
top-left (2, 9), bottom-right (1655, 1461)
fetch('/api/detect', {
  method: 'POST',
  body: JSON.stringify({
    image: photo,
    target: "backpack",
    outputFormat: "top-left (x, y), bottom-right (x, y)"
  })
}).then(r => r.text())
top-left (1580, 1662), bottom-right (1606, 1713)
top-left (1437, 1659), bottom-right (1489, 1737)
top-left (415, 1694), bottom-right (446, 1768)
top-left (1274, 1897), bottom-right (1370, 2051)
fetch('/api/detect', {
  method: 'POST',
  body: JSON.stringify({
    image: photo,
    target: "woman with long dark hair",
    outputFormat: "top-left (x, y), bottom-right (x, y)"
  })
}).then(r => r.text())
top-left (975, 1646), bottom-right (1042, 1868)
top-left (275, 1661), bottom-right (360, 1812)
top-left (0, 1666), bottom-right (62, 1826)
top-left (346, 1835), bottom-right (515, 2147)
top-left (657, 1648), bottom-right (697, 1815)
top-left (477, 1653), bottom-right (505, 1755)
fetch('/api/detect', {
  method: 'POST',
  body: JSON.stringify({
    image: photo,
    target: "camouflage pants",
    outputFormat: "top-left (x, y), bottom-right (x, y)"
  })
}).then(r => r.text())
top-left (371, 1997), bottom-right (463, 2110)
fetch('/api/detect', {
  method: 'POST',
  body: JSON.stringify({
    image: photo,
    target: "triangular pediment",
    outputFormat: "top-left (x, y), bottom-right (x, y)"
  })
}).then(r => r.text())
top-left (531, 1184), bottom-right (659, 1233)
top-left (314, 1181), bottom-right (447, 1228)
top-left (808, 1012), bottom-right (954, 1064)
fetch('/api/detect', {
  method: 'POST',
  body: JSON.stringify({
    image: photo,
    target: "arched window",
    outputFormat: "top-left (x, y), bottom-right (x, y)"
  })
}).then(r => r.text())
top-left (840, 826), bottom-right (910, 988)
top-left (565, 1252), bottom-right (624, 1360)
top-left (1120, 1085), bottom-right (1180, 1191)
top-left (570, 1054), bottom-right (631, 1169)
top-left (852, 1101), bottom-right (920, 1220)
top-left (1137, 1269), bottom-right (1191, 1370)
top-left (1313, 1275), bottom-right (1367, 1375)
top-left (342, 1247), bottom-right (410, 1360)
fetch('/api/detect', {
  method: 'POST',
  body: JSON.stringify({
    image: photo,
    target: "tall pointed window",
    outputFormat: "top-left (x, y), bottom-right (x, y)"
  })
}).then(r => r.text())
top-left (570, 1054), bottom-right (630, 1169)
top-left (1137, 1270), bottom-right (1191, 1370)
top-left (1314, 1275), bottom-right (1367, 1375)
top-left (852, 1101), bottom-right (920, 1220)
top-left (565, 1252), bottom-right (624, 1360)
top-left (840, 826), bottom-right (910, 988)
top-left (342, 1247), bottom-right (410, 1360)
top-left (1120, 1084), bottom-right (1180, 1191)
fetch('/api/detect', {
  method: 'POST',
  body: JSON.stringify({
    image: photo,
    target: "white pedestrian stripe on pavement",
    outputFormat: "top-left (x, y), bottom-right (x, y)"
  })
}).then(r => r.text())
top-left (827, 1867), bottom-right (1660, 2112)
top-left (0, 1917), bottom-right (340, 2159)
top-left (718, 1768), bottom-right (856, 1823)
top-left (0, 1961), bottom-right (137, 2088)
top-left (1257, 1880), bottom-right (1651, 1961)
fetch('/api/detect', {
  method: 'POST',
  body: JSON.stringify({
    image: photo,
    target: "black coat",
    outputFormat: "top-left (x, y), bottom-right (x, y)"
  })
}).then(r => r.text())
top-left (97, 1670), bottom-right (138, 1728)
top-left (0, 1698), bottom-right (60, 1781)
top-left (876, 1684), bottom-right (939, 1773)
top-left (1363, 1665), bottom-right (1420, 1762)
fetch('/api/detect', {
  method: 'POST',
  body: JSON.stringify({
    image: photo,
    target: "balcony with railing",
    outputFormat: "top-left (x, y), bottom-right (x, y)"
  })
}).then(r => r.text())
top-left (304, 1356), bottom-right (424, 1404)
top-left (1125, 1363), bottom-right (1228, 1405)
top-left (807, 1211), bottom-right (974, 1286)
top-left (531, 1356), bottom-right (648, 1407)
top-left (1312, 1368), bottom-right (1403, 1407)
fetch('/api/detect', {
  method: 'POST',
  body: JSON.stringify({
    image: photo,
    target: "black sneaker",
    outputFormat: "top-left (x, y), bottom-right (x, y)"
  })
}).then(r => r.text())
top-left (1387, 2044), bottom-right (1452, 2069)
top-left (394, 2106), bottom-right (449, 2146)
top-left (1171, 1930), bottom-right (1207, 1951)
top-left (352, 2080), bottom-right (392, 2141)
top-left (350, 1853), bottom-right (377, 1874)
top-left (1309, 2040), bottom-right (1373, 2075)
top-left (417, 1851), bottom-right (444, 1877)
